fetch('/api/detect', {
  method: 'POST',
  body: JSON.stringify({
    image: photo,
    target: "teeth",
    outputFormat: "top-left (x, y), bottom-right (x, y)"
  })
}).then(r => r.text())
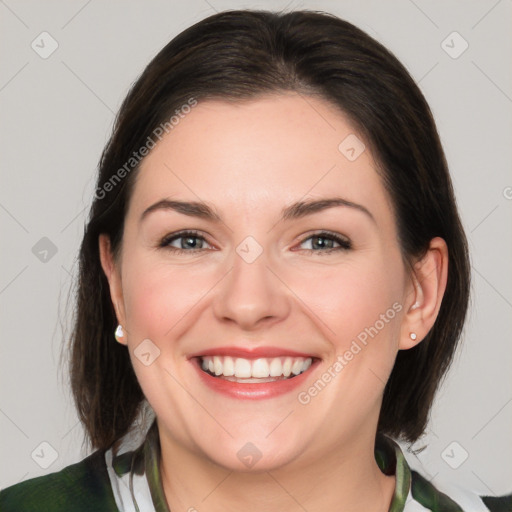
top-left (223, 356), bottom-right (235, 376)
top-left (283, 357), bottom-right (292, 377)
top-left (200, 355), bottom-right (313, 380)
top-left (234, 358), bottom-right (252, 378)
top-left (252, 358), bottom-right (269, 378)
top-left (291, 359), bottom-right (303, 375)
top-left (213, 356), bottom-right (222, 375)
top-left (269, 358), bottom-right (282, 377)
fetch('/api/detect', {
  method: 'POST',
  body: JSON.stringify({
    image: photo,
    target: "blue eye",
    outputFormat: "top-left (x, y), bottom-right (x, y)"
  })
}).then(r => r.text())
top-left (159, 230), bottom-right (210, 253)
top-left (159, 230), bottom-right (352, 255)
top-left (298, 232), bottom-right (352, 253)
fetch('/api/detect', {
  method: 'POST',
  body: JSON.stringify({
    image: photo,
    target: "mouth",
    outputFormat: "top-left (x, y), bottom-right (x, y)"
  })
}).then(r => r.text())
top-left (191, 352), bottom-right (320, 400)
top-left (199, 355), bottom-right (313, 383)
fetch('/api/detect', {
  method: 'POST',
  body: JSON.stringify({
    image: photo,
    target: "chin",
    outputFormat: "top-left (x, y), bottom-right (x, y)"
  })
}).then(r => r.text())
top-left (209, 446), bottom-right (300, 473)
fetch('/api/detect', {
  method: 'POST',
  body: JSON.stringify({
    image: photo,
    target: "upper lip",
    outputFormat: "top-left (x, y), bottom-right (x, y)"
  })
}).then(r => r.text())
top-left (188, 346), bottom-right (318, 360)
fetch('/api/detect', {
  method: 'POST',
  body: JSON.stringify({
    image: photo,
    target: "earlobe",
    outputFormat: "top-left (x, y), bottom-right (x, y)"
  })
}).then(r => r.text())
top-left (399, 237), bottom-right (449, 350)
top-left (98, 234), bottom-right (127, 331)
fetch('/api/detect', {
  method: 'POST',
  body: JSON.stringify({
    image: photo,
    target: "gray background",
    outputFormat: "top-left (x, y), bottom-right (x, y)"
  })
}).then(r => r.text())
top-left (1, 0), bottom-right (511, 498)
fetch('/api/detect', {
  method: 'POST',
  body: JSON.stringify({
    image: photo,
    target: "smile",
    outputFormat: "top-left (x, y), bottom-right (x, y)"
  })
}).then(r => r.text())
top-left (191, 348), bottom-right (320, 400)
top-left (200, 355), bottom-right (313, 382)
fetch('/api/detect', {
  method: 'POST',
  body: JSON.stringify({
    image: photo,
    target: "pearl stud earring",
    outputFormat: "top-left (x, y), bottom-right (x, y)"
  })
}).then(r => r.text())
top-left (115, 324), bottom-right (124, 342)
top-left (409, 332), bottom-right (417, 340)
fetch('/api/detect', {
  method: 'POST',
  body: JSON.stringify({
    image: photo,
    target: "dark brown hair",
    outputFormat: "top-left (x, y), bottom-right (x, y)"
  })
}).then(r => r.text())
top-left (69, 9), bottom-right (470, 451)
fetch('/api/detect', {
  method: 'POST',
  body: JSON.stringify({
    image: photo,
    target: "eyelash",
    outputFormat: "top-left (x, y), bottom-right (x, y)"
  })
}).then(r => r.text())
top-left (159, 230), bottom-right (352, 255)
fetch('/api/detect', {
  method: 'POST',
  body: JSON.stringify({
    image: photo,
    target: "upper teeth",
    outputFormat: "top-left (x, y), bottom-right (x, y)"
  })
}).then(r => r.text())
top-left (201, 356), bottom-right (312, 379)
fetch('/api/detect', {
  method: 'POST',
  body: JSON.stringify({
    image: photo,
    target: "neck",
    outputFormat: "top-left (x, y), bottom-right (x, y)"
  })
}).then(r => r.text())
top-left (158, 427), bottom-right (396, 512)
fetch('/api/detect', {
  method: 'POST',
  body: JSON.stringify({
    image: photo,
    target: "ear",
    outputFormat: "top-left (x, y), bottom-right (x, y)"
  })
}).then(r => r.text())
top-left (399, 237), bottom-right (449, 350)
top-left (99, 234), bottom-right (127, 345)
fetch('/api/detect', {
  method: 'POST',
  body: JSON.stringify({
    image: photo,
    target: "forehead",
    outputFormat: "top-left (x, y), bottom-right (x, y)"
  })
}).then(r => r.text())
top-left (129, 93), bottom-right (394, 227)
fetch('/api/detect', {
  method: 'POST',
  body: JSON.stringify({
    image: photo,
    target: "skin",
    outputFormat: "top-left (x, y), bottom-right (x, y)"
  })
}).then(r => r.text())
top-left (100, 92), bottom-right (448, 512)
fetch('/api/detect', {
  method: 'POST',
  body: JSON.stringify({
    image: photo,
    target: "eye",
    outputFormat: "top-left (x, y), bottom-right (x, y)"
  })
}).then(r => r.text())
top-left (159, 230), bottom-right (213, 253)
top-left (158, 230), bottom-right (351, 255)
top-left (296, 231), bottom-right (352, 254)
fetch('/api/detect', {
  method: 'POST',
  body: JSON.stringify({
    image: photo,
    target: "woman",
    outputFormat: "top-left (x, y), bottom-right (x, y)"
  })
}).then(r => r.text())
top-left (1, 9), bottom-right (510, 512)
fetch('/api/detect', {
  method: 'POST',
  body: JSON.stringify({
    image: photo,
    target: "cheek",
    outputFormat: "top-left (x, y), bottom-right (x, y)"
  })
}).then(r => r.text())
top-left (297, 260), bottom-right (402, 339)
top-left (290, 253), bottom-right (405, 388)
top-left (120, 251), bottom-right (218, 342)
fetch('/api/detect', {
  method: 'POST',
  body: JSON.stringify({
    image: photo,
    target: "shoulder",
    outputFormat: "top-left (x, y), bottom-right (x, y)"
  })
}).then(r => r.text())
top-left (409, 469), bottom-right (512, 512)
top-left (378, 434), bottom-right (512, 512)
top-left (0, 449), bottom-right (119, 512)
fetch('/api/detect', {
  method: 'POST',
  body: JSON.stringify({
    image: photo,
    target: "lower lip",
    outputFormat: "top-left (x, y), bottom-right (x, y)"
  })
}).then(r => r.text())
top-left (192, 358), bottom-right (319, 400)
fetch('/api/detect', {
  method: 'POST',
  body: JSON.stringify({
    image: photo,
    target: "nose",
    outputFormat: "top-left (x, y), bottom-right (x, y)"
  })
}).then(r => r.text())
top-left (212, 246), bottom-right (291, 331)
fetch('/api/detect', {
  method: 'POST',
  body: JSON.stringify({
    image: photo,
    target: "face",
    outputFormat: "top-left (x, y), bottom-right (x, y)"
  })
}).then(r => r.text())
top-left (102, 93), bottom-right (420, 472)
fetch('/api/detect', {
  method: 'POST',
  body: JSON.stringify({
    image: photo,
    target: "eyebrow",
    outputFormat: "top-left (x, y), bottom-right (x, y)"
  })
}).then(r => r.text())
top-left (140, 197), bottom-right (375, 224)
